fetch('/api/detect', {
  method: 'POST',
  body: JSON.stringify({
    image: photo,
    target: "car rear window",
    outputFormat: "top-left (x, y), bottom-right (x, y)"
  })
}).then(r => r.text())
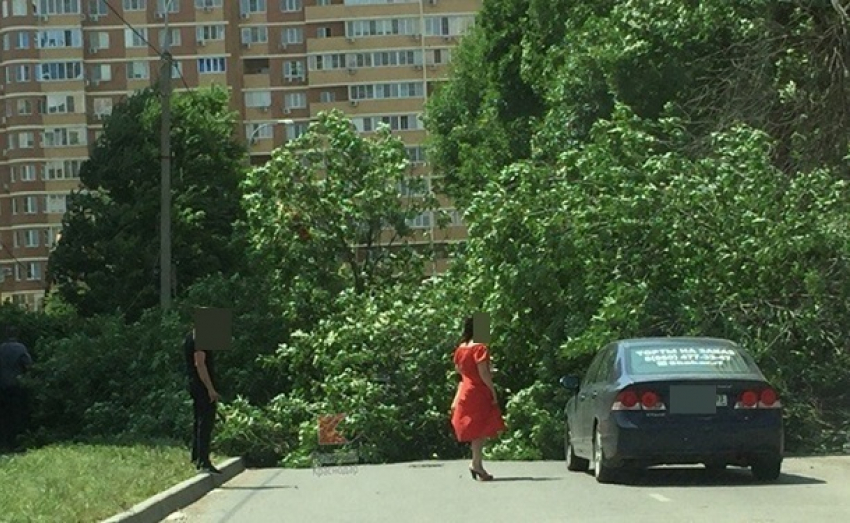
top-left (625, 345), bottom-right (756, 375)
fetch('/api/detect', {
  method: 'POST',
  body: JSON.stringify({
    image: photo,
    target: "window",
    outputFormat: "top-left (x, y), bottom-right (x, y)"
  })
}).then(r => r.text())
top-left (283, 60), bottom-right (304, 81)
top-left (240, 0), bottom-right (265, 15)
top-left (316, 0), bottom-right (330, 4)
top-left (424, 15), bottom-right (476, 37)
top-left (123, 0), bottom-right (146, 10)
top-left (284, 92), bottom-right (306, 110)
top-left (12, 0), bottom-right (28, 16)
top-left (310, 53), bottom-right (345, 71)
top-left (24, 230), bottom-right (40, 248)
top-left (427, 48), bottom-right (451, 65)
top-left (23, 195), bottom-right (39, 214)
top-left (37, 29), bottom-right (83, 49)
top-left (406, 146), bottom-right (426, 164)
top-left (46, 194), bottom-right (67, 214)
top-left (170, 61), bottom-right (183, 79)
top-left (406, 211), bottom-right (432, 229)
top-left (347, 17), bottom-right (419, 38)
top-left (246, 123), bottom-right (273, 140)
top-left (37, 0), bottom-right (82, 15)
top-left (44, 160), bottom-right (83, 180)
top-left (281, 0), bottom-right (301, 12)
top-left (15, 65), bottom-right (32, 82)
top-left (26, 262), bottom-right (42, 281)
top-left (349, 82), bottom-right (424, 100)
top-left (40, 94), bottom-right (77, 114)
top-left (625, 345), bottom-right (756, 376)
top-left (90, 0), bottom-right (107, 15)
top-left (319, 91), bottom-right (336, 103)
top-left (156, 0), bottom-right (179, 13)
top-left (194, 0), bottom-right (220, 7)
top-left (15, 31), bottom-right (30, 49)
top-left (126, 61), bottom-right (149, 79)
top-left (244, 91), bottom-right (271, 108)
top-left (18, 132), bottom-right (35, 148)
top-left (125, 28), bottom-right (148, 48)
top-left (198, 57), bottom-right (226, 73)
top-left (42, 127), bottom-right (86, 147)
top-left (316, 27), bottom-right (331, 38)
top-left (285, 122), bottom-right (308, 140)
top-left (18, 165), bottom-right (37, 181)
top-left (282, 27), bottom-right (303, 45)
top-left (196, 25), bottom-right (225, 41)
top-left (17, 100), bottom-right (33, 115)
top-left (90, 64), bottom-right (112, 82)
top-left (353, 114), bottom-right (423, 132)
top-left (241, 27), bottom-right (268, 45)
top-left (397, 178), bottom-right (429, 197)
top-left (89, 32), bottom-right (109, 50)
top-left (159, 28), bottom-right (181, 48)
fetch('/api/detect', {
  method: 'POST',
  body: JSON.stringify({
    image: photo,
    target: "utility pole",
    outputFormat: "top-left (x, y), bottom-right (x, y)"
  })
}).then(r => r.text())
top-left (160, 1), bottom-right (173, 312)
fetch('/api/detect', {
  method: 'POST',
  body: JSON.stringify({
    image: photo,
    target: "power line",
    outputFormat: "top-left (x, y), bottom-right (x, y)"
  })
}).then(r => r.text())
top-left (101, 0), bottom-right (195, 93)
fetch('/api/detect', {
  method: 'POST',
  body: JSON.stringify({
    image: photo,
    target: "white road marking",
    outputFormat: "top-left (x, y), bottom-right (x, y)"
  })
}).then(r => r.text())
top-left (649, 493), bottom-right (672, 503)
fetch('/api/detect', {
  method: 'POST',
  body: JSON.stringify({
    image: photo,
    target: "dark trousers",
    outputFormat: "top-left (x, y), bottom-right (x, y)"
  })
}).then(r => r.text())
top-left (0, 386), bottom-right (29, 451)
top-left (191, 389), bottom-right (216, 466)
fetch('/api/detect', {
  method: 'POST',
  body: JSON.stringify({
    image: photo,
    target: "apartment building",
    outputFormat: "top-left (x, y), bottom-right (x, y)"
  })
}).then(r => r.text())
top-left (0, 0), bottom-right (479, 310)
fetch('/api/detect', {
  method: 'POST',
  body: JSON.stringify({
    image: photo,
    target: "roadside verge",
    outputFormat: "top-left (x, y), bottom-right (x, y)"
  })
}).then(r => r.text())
top-left (100, 457), bottom-right (245, 523)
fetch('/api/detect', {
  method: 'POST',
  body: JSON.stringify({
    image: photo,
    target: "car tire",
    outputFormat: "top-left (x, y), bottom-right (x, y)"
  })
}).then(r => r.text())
top-left (751, 456), bottom-right (782, 482)
top-left (565, 427), bottom-right (589, 472)
top-left (593, 426), bottom-right (617, 484)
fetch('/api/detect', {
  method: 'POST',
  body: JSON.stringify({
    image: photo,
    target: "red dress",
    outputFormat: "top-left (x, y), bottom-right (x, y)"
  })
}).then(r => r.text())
top-left (451, 343), bottom-right (506, 442)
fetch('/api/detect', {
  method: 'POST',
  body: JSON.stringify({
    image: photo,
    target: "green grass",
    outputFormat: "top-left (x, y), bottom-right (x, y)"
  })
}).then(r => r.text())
top-left (0, 442), bottom-right (220, 523)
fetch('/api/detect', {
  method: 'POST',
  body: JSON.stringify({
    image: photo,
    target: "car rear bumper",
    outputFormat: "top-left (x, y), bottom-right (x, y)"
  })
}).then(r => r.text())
top-left (603, 411), bottom-right (784, 467)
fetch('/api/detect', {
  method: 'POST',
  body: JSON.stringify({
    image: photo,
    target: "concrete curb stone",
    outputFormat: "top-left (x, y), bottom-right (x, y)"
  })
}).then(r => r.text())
top-left (100, 457), bottom-right (245, 523)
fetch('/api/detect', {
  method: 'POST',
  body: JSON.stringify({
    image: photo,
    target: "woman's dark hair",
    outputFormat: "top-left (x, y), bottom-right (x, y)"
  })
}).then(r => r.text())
top-left (460, 316), bottom-right (474, 344)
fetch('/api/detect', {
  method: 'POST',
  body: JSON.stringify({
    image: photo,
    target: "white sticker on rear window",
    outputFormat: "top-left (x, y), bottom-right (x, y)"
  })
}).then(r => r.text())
top-left (633, 347), bottom-right (738, 367)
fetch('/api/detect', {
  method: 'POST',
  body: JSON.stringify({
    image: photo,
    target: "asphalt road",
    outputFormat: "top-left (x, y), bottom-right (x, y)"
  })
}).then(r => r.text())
top-left (168, 456), bottom-right (850, 523)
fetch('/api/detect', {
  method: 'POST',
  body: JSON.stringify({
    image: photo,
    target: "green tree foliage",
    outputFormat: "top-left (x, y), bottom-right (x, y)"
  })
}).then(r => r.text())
top-left (240, 109), bottom-right (438, 302)
top-left (47, 86), bottom-right (247, 320)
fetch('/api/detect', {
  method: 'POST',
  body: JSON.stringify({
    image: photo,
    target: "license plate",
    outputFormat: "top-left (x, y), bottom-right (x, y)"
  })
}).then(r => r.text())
top-left (716, 394), bottom-right (728, 407)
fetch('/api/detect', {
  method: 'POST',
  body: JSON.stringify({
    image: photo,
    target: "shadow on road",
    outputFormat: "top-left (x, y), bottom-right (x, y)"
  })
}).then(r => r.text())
top-left (608, 467), bottom-right (826, 487)
top-left (491, 477), bottom-right (563, 482)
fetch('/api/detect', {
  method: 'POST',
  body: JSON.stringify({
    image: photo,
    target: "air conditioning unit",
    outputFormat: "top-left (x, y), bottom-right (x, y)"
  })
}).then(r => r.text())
top-left (410, 34), bottom-right (420, 40)
top-left (89, 47), bottom-right (99, 54)
top-left (349, 100), bottom-right (358, 107)
top-left (204, 6), bottom-right (212, 12)
top-left (283, 108), bottom-right (291, 114)
top-left (241, 12), bottom-right (249, 19)
top-left (156, 12), bottom-right (164, 19)
top-left (347, 37), bottom-right (355, 43)
top-left (90, 15), bottom-right (100, 22)
top-left (260, 106), bottom-right (269, 112)
top-left (414, 65), bottom-right (423, 71)
top-left (39, 14), bottom-right (48, 22)
top-left (279, 43), bottom-right (288, 50)
top-left (429, 0), bottom-right (438, 5)
top-left (198, 39), bottom-right (206, 46)
top-left (347, 68), bottom-right (356, 75)
top-left (242, 42), bottom-right (251, 48)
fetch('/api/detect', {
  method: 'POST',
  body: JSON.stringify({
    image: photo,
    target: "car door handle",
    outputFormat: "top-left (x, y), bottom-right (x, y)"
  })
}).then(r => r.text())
top-left (591, 392), bottom-right (598, 399)
top-left (579, 393), bottom-right (587, 400)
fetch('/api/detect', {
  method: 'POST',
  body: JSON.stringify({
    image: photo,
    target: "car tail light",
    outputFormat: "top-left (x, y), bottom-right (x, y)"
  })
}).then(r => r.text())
top-left (613, 389), bottom-right (666, 411)
top-left (613, 390), bottom-right (640, 411)
top-left (735, 387), bottom-right (781, 409)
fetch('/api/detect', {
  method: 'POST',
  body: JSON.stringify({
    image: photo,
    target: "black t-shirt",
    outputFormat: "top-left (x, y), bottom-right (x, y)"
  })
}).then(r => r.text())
top-left (185, 332), bottom-right (214, 394)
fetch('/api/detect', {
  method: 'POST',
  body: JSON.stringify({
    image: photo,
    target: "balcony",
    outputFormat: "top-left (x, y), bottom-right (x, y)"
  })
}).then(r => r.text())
top-left (305, 3), bottom-right (420, 21)
top-left (307, 35), bottom-right (421, 54)
top-left (311, 98), bottom-right (426, 117)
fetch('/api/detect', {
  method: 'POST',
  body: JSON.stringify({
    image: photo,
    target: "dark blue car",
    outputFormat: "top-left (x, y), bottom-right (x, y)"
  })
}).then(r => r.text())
top-left (560, 337), bottom-right (784, 483)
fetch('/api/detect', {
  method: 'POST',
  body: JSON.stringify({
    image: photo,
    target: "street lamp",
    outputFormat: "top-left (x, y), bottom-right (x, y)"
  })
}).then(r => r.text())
top-left (248, 119), bottom-right (294, 145)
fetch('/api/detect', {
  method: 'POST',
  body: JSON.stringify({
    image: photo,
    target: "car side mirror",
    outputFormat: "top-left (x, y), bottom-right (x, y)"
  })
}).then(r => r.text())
top-left (560, 375), bottom-right (580, 391)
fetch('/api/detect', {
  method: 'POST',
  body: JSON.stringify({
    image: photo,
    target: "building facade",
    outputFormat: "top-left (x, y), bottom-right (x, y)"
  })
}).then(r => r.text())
top-left (0, 0), bottom-right (478, 310)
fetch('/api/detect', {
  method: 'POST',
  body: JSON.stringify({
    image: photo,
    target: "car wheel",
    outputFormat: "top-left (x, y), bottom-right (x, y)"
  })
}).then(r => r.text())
top-left (751, 456), bottom-right (781, 482)
top-left (593, 426), bottom-right (617, 484)
top-left (565, 427), bottom-right (589, 472)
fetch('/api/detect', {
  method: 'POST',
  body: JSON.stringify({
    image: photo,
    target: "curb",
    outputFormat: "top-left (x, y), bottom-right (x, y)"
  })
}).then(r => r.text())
top-left (100, 457), bottom-right (245, 523)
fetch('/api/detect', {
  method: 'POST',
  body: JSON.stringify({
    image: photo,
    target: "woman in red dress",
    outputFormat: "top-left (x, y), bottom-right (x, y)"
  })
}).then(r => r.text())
top-left (450, 316), bottom-right (506, 481)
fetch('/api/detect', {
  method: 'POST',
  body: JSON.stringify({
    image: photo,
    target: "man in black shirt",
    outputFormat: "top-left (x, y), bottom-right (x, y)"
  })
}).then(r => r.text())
top-left (185, 328), bottom-right (221, 474)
